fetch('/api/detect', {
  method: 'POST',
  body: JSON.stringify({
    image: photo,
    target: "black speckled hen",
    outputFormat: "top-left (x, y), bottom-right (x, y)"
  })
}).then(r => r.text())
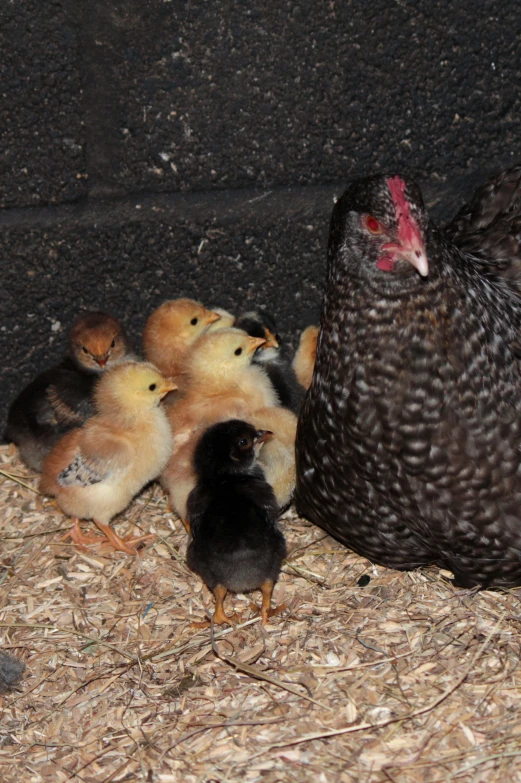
top-left (296, 173), bottom-right (521, 588)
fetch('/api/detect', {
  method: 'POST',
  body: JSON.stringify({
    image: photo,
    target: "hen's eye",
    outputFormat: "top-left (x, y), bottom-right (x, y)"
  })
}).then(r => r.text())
top-left (234, 347), bottom-right (242, 356)
top-left (149, 383), bottom-right (157, 391)
top-left (190, 317), bottom-right (198, 326)
top-left (363, 215), bottom-right (384, 234)
top-left (82, 346), bottom-right (89, 354)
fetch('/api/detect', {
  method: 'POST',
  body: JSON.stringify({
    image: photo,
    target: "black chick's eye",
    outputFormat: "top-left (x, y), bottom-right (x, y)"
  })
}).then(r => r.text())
top-left (110, 339), bottom-right (116, 348)
top-left (190, 317), bottom-right (198, 326)
top-left (149, 383), bottom-right (157, 391)
top-left (82, 346), bottom-right (89, 354)
top-left (234, 347), bottom-right (242, 356)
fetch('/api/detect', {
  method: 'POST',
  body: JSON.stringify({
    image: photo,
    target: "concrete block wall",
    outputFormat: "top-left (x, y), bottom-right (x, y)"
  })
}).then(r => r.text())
top-left (1, 0), bottom-right (520, 434)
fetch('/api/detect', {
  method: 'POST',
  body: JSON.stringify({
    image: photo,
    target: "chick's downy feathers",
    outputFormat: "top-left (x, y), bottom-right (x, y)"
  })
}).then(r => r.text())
top-left (296, 172), bottom-right (521, 588)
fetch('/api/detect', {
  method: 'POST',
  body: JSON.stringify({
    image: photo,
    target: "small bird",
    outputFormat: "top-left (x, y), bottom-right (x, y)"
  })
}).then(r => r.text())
top-left (40, 362), bottom-right (176, 555)
top-left (234, 311), bottom-right (305, 413)
top-left (446, 164), bottom-right (521, 293)
top-left (5, 312), bottom-right (131, 471)
top-left (162, 328), bottom-right (277, 523)
top-left (142, 299), bottom-right (221, 383)
top-left (249, 406), bottom-right (298, 510)
top-left (296, 172), bottom-right (521, 588)
top-left (166, 327), bottom-right (278, 444)
top-left (293, 325), bottom-right (319, 390)
top-left (186, 420), bottom-right (287, 625)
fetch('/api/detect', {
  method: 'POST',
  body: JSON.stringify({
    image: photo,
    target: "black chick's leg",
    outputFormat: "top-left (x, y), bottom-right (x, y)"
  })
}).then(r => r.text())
top-left (213, 584), bottom-right (235, 626)
top-left (258, 579), bottom-right (286, 624)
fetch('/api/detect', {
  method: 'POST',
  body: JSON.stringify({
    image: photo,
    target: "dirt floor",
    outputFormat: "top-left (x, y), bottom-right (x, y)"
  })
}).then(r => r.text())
top-left (1, 444), bottom-right (521, 783)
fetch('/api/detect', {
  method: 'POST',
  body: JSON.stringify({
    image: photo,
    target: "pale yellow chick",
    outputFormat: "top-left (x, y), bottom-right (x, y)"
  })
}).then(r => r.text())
top-left (293, 325), bottom-right (319, 390)
top-left (142, 299), bottom-right (221, 382)
top-left (40, 362), bottom-right (176, 555)
top-left (162, 328), bottom-right (279, 523)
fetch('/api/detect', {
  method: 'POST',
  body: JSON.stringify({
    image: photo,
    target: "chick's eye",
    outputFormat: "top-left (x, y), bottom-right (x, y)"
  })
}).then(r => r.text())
top-left (110, 339), bottom-right (116, 348)
top-left (190, 317), bottom-right (198, 326)
top-left (363, 215), bottom-right (384, 234)
top-left (234, 347), bottom-right (242, 356)
top-left (149, 383), bottom-right (157, 391)
top-left (82, 346), bottom-right (89, 354)
top-left (238, 438), bottom-right (248, 447)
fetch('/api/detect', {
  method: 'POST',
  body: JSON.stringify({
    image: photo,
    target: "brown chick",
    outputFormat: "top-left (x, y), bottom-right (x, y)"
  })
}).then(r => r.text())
top-left (142, 299), bottom-right (221, 383)
top-left (5, 311), bottom-right (132, 472)
top-left (292, 325), bottom-right (319, 390)
top-left (162, 328), bottom-right (279, 524)
top-left (249, 406), bottom-right (297, 510)
top-left (40, 362), bottom-right (176, 555)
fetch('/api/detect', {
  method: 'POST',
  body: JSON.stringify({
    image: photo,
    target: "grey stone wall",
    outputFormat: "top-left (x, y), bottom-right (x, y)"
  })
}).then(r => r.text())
top-left (2, 0), bottom-right (520, 434)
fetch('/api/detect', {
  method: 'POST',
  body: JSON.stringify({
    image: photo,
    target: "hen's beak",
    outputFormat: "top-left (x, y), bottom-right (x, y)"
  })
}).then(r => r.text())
top-left (382, 239), bottom-right (429, 278)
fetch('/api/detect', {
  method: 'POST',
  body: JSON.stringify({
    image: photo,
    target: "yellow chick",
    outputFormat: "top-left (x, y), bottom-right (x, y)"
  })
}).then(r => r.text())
top-left (142, 299), bottom-right (221, 382)
top-left (40, 362), bottom-right (177, 555)
top-left (293, 325), bottom-right (319, 390)
top-left (162, 328), bottom-right (279, 523)
top-left (249, 406), bottom-right (297, 509)
top-left (167, 327), bottom-right (278, 443)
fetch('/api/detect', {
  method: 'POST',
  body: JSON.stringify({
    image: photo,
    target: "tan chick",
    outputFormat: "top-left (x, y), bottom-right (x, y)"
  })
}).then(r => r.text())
top-left (162, 328), bottom-right (279, 525)
top-left (293, 325), bottom-right (319, 390)
top-left (40, 362), bottom-right (176, 555)
top-left (142, 299), bottom-right (221, 383)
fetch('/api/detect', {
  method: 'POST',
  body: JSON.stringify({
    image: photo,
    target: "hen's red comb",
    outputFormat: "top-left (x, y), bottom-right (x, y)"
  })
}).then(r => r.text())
top-left (387, 176), bottom-right (417, 246)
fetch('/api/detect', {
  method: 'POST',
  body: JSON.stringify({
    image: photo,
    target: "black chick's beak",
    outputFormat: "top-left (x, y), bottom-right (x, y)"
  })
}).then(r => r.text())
top-left (255, 429), bottom-right (273, 445)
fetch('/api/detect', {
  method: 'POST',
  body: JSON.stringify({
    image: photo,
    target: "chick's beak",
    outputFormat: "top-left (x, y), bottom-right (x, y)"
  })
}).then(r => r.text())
top-left (205, 311), bottom-right (222, 325)
top-left (95, 356), bottom-right (108, 368)
top-left (159, 381), bottom-right (178, 398)
top-left (262, 328), bottom-right (279, 350)
top-left (247, 336), bottom-right (267, 354)
top-left (255, 429), bottom-right (273, 445)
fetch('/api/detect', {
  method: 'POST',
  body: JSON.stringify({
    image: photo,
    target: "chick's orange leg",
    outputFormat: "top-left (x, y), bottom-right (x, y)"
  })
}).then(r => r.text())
top-left (212, 585), bottom-right (236, 626)
top-left (93, 521), bottom-right (154, 556)
top-left (256, 579), bottom-right (286, 624)
top-left (62, 519), bottom-right (103, 546)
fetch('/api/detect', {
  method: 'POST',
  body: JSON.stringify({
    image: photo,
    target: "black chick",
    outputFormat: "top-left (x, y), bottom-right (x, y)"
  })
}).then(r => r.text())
top-left (446, 164), bottom-right (521, 291)
top-left (5, 312), bottom-right (131, 471)
top-left (186, 419), bottom-right (287, 625)
top-left (296, 173), bottom-right (521, 589)
top-left (234, 311), bottom-right (305, 413)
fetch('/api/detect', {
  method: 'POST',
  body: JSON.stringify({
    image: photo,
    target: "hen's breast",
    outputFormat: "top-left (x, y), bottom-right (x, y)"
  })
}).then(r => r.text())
top-left (296, 270), bottom-right (521, 586)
